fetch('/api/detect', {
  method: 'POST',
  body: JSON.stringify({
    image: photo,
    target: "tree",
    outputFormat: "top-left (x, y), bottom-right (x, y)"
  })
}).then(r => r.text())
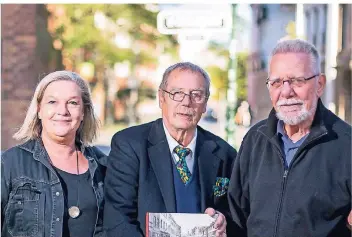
top-left (285, 21), bottom-right (297, 39)
top-left (205, 43), bottom-right (230, 100)
top-left (235, 52), bottom-right (248, 109)
top-left (206, 65), bottom-right (228, 100)
top-left (206, 50), bottom-right (248, 104)
top-left (48, 4), bottom-right (177, 68)
top-left (47, 4), bottom-right (178, 124)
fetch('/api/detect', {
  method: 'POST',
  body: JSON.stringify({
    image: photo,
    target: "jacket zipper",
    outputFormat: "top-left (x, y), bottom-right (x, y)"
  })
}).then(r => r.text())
top-left (272, 132), bottom-right (328, 237)
top-left (273, 168), bottom-right (288, 237)
top-left (92, 187), bottom-right (99, 236)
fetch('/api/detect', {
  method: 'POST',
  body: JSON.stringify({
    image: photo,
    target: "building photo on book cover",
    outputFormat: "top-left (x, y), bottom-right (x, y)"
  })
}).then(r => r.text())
top-left (146, 213), bottom-right (217, 237)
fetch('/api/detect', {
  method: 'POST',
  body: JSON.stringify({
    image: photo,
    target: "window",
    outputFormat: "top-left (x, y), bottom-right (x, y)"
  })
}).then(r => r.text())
top-left (321, 30), bottom-right (326, 54)
top-left (313, 7), bottom-right (319, 46)
top-left (321, 5), bottom-right (327, 54)
top-left (256, 5), bottom-right (268, 24)
top-left (305, 11), bottom-right (312, 41)
top-left (261, 58), bottom-right (266, 70)
top-left (305, 11), bottom-right (310, 41)
top-left (312, 35), bottom-right (317, 46)
top-left (341, 4), bottom-right (348, 48)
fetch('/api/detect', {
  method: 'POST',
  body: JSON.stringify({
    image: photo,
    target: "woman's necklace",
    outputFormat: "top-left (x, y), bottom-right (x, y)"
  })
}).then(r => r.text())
top-left (68, 148), bottom-right (81, 219)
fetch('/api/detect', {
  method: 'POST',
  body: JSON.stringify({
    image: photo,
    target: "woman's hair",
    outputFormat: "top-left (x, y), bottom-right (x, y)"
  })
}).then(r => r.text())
top-left (13, 71), bottom-right (100, 145)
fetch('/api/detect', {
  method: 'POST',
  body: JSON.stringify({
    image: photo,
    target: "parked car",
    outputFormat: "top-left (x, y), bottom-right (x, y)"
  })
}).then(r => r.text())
top-left (202, 107), bottom-right (218, 122)
top-left (95, 145), bottom-right (111, 156)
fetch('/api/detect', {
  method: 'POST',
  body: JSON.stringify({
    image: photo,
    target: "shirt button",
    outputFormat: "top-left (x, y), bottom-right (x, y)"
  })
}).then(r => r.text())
top-left (56, 218), bottom-right (60, 221)
top-left (56, 192), bottom-right (60, 196)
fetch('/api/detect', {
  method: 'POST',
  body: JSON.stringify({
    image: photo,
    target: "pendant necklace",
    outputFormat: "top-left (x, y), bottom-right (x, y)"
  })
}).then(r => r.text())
top-left (68, 148), bottom-right (80, 219)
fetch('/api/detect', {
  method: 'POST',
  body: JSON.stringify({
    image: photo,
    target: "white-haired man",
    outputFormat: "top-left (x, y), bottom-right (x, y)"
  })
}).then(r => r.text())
top-left (228, 39), bottom-right (351, 236)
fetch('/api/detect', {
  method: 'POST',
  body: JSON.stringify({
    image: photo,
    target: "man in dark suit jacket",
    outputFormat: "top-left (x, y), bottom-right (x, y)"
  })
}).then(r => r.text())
top-left (104, 62), bottom-right (237, 237)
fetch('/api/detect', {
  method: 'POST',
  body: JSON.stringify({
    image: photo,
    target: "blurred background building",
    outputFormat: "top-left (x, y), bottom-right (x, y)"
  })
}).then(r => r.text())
top-left (335, 4), bottom-right (351, 124)
top-left (247, 3), bottom-right (351, 125)
top-left (247, 4), bottom-right (297, 125)
top-left (1, 4), bottom-right (351, 151)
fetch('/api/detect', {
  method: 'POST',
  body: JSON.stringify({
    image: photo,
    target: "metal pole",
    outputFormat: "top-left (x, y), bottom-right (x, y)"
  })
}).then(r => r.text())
top-left (225, 4), bottom-right (237, 147)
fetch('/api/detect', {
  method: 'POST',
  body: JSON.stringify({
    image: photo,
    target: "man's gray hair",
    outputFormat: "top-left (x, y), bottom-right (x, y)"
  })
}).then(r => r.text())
top-left (268, 39), bottom-right (321, 74)
top-left (159, 62), bottom-right (211, 96)
top-left (13, 71), bottom-right (100, 145)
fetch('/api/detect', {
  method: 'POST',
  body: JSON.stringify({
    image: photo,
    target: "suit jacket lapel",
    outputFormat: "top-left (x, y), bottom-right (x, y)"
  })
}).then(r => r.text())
top-left (196, 129), bottom-right (221, 211)
top-left (148, 119), bottom-right (176, 212)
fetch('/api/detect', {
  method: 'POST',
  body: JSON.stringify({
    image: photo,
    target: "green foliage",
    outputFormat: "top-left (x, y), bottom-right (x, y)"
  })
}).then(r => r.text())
top-left (285, 21), bottom-right (297, 39)
top-left (235, 52), bottom-right (248, 106)
top-left (206, 65), bottom-right (228, 100)
top-left (52, 4), bottom-right (177, 66)
top-left (206, 51), bottom-right (248, 103)
top-left (116, 85), bottom-right (156, 101)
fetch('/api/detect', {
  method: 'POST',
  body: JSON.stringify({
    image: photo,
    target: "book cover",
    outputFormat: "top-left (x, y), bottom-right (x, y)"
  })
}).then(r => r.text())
top-left (146, 213), bottom-right (217, 237)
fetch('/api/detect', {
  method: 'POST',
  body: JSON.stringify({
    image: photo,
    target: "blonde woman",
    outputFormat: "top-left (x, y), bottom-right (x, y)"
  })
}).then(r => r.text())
top-left (1, 71), bottom-right (106, 237)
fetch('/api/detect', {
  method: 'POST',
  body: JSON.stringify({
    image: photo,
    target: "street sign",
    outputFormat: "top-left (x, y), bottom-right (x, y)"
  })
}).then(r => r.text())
top-left (157, 9), bottom-right (232, 35)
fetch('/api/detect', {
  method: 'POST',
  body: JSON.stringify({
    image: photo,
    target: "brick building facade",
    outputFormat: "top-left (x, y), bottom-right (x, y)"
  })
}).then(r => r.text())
top-left (1, 4), bottom-right (56, 150)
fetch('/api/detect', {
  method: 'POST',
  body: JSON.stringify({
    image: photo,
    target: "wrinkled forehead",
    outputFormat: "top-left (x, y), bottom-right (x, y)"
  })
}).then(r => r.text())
top-left (269, 53), bottom-right (314, 77)
top-left (167, 69), bottom-right (206, 90)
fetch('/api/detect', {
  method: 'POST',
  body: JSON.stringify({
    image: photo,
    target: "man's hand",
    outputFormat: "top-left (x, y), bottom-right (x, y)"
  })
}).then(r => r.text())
top-left (205, 208), bottom-right (227, 237)
top-left (347, 210), bottom-right (352, 230)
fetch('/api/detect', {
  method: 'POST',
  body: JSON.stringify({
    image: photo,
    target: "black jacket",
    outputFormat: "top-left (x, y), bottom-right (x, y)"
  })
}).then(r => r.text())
top-left (228, 99), bottom-right (351, 237)
top-left (1, 139), bottom-right (107, 237)
top-left (104, 118), bottom-right (237, 237)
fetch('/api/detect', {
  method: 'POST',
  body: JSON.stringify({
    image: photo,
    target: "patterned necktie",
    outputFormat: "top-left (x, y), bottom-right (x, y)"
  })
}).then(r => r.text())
top-left (174, 145), bottom-right (192, 184)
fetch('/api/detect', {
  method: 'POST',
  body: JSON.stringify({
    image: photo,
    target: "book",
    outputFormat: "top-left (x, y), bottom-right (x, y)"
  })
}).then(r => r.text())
top-left (146, 213), bottom-right (217, 237)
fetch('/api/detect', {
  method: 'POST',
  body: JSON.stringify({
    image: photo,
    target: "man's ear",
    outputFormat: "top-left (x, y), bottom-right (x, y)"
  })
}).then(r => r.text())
top-left (316, 73), bottom-right (326, 97)
top-left (158, 90), bottom-right (164, 109)
top-left (202, 97), bottom-right (208, 113)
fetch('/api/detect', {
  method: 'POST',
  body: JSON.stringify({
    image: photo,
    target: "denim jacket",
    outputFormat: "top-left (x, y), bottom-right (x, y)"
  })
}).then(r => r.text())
top-left (1, 139), bottom-right (107, 237)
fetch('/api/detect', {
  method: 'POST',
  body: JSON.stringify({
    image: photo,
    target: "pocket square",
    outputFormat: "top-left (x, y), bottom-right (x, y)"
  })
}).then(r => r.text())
top-left (213, 177), bottom-right (230, 197)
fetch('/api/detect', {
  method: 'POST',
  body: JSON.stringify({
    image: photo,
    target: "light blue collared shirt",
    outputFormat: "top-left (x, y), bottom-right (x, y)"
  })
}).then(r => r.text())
top-left (277, 120), bottom-right (309, 168)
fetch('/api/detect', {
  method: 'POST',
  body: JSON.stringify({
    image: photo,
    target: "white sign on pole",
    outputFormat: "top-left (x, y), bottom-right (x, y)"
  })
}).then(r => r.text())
top-left (157, 9), bottom-right (232, 35)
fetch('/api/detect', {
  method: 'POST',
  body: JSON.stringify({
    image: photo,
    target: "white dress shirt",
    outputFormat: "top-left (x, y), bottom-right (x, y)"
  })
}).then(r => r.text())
top-left (162, 122), bottom-right (197, 174)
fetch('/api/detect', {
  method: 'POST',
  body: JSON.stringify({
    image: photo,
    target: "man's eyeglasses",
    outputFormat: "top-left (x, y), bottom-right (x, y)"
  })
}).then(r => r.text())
top-left (160, 89), bottom-right (208, 103)
top-left (266, 74), bottom-right (319, 89)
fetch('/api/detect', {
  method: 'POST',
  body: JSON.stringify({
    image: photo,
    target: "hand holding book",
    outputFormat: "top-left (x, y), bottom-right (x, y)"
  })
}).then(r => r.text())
top-left (205, 208), bottom-right (227, 237)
